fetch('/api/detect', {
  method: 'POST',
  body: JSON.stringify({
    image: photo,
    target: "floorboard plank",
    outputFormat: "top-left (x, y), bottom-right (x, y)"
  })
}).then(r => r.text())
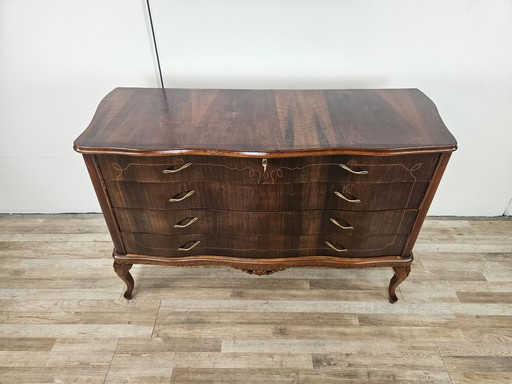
top-left (0, 215), bottom-right (511, 383)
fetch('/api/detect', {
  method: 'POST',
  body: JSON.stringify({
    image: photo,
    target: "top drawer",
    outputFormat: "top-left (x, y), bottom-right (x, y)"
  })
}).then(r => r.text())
top-left (96, 153), bottom-right (438, 184)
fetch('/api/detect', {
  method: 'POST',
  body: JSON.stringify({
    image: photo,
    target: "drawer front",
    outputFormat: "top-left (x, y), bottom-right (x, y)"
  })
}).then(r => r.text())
top-left (97, 153), bottom-right (438, 184)
top-left (106, 181), bottom-right (428, 211)
top-left (121, 232), bottom-right (408, 258)
top-left (115, 208), bottom-right (417, 237)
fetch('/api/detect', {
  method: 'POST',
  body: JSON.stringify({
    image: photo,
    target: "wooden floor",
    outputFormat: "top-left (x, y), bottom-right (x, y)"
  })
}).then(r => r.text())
top-left (0, 215), bottom-right (511, 384)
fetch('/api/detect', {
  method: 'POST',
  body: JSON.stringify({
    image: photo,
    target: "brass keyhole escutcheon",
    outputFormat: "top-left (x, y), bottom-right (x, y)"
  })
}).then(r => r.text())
top-left (262, 158), bottom-right (268, 173)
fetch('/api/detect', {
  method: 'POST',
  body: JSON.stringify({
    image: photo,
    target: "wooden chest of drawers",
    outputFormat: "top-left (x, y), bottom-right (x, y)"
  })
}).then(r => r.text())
top-left (74, 88), bottom-right (456, 302)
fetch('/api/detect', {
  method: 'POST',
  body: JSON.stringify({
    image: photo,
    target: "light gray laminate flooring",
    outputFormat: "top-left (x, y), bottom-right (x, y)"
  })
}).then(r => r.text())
top-left (0, 215), bottom-right (511, 383)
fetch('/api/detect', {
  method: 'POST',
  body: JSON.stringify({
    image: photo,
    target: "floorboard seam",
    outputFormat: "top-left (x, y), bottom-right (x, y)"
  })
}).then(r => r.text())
top-left (102, 337), bottom-right (120, 384)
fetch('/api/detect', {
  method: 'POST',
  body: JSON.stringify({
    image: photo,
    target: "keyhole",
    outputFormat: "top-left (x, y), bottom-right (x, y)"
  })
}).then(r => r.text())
top-left (262, 158), bottom-right (268, 173)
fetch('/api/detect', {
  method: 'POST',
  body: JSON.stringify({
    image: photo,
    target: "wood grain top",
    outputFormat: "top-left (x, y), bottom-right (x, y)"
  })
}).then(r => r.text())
top-left (74, 88), bottom-right (457, 157)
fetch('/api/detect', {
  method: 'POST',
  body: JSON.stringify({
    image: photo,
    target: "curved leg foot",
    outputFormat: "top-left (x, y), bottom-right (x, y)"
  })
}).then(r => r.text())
top-left (388, 265), bottom-right (411, 303)
top-left (113, 261), bottom-right (134, 299)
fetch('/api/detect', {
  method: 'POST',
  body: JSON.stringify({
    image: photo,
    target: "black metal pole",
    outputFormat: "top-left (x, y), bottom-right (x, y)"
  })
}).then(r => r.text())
top-left (146, 0), bottom-right (165, 89)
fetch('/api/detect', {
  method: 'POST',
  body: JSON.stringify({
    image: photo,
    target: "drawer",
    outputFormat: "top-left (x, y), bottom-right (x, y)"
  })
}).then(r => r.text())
top-left (97, 153), bottom-right (438, 184)
top-left (106, 181), bottom-right (429, 211)
top-left (115, 208), bottom-right (417, 237)
top-left (121, 232), bottom-right (408, 258)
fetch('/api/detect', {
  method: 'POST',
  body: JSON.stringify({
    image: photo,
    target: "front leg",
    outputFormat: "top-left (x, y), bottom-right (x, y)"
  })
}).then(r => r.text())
top-left (113, 261), bottom-right (134, 299)
top-left (388, 265), bottom-right (411, 303)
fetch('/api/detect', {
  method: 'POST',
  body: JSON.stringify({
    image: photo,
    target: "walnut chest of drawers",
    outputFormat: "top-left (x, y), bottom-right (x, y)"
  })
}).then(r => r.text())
top-left (74, 88), bottom-right (457, 302)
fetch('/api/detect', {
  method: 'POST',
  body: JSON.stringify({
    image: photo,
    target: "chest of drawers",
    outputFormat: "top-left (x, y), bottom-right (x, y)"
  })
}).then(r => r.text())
top-left (74, 88), bottom-right (456, 302)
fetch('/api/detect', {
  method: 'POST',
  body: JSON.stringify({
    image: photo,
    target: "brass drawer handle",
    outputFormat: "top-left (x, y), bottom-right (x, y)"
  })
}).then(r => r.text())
top-left (339, 163), bottom-right (368, 175)
top-left (178, 240), bottom-right (201, 251)
top-left (169, 190), bottom-right (195, 202)
top-left (325, 241), bottom-right (348, 252)
top-left (173, 217), bottom-right (198, 228)
top-left (334, 191), bottom-right (361, 204)
top-left (329, 218), bottom-right (354, 230)
top-left (162, 163), bottom-right (192, 174)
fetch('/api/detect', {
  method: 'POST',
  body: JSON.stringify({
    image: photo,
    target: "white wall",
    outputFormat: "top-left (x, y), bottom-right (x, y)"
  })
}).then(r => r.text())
top-left (0, 0), bottom-right (158, 213)
top-left (1, 0), bottom-right (511, 215)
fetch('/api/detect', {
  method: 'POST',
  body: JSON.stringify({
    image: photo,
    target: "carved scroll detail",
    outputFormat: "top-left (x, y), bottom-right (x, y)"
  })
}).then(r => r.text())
top-left (234, 265), bottom-right (288, 276)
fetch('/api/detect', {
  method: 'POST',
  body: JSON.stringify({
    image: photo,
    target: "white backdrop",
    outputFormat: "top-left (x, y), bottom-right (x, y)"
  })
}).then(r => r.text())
top-left (1, 0), bottom-right (511, 215)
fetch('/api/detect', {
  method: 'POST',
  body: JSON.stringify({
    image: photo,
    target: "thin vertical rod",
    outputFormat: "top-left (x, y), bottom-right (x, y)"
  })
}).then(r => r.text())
top-left (146, 0), bottom-right (165, 89)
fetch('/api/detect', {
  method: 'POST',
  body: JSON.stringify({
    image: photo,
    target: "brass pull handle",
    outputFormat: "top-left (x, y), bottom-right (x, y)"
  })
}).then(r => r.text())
top-left (334, 191), bottom-right (361, 204)
top-left (325, 241), bottom-right (348, 252)
top-left (178, 240), bottom-right (201, 251)
top-left (163, 163), bottom-right (192, 174)
top-left (338, 164), bottom-right (368, 175)
top-left (169, 190), bottom-right (195, 202)
top-left (329, 218), bottom-right (354, 230)
top-left (173, 217), bottom-right (198, 228)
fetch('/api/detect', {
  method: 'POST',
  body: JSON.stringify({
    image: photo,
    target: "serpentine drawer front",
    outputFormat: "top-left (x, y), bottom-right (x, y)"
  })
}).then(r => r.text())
top-left (74, 88), bottom-right (457, 303)
top-left (121, 233), bottom-right (409, 258)
top-left (113, 209), bottom-right (418, 237)
top-left (105, 180), bottom-right (429, 211)
top-left (96, 153), bottom-right (439, 184)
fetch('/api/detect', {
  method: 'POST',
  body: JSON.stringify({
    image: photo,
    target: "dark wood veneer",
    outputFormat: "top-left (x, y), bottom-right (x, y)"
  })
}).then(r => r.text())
top-left (122, 232), bottom-right (408, 258)
top-left (114, 208), bottom-right (417, 237)
top-left (105, 180), bottom-right (429, 212)
top-left (83, 155), bottom-right (125, 254)
top-left (74, 88), bottom-right (456, 302)
top-left (74, 88), bottom-right (456, 156)
top-left (97, 153), bottom-right (439, 184)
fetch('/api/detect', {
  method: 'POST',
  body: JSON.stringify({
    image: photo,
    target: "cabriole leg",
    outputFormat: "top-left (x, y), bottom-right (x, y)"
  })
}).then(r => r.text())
top-left (113, 261), bottom-right (134, 299)
top-left (388, 265), bottom-right (411, 303)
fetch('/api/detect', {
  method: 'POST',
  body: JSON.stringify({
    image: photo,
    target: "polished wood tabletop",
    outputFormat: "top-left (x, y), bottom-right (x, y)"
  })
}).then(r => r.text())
top-left (74, 88), bottom-right (457, 156)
